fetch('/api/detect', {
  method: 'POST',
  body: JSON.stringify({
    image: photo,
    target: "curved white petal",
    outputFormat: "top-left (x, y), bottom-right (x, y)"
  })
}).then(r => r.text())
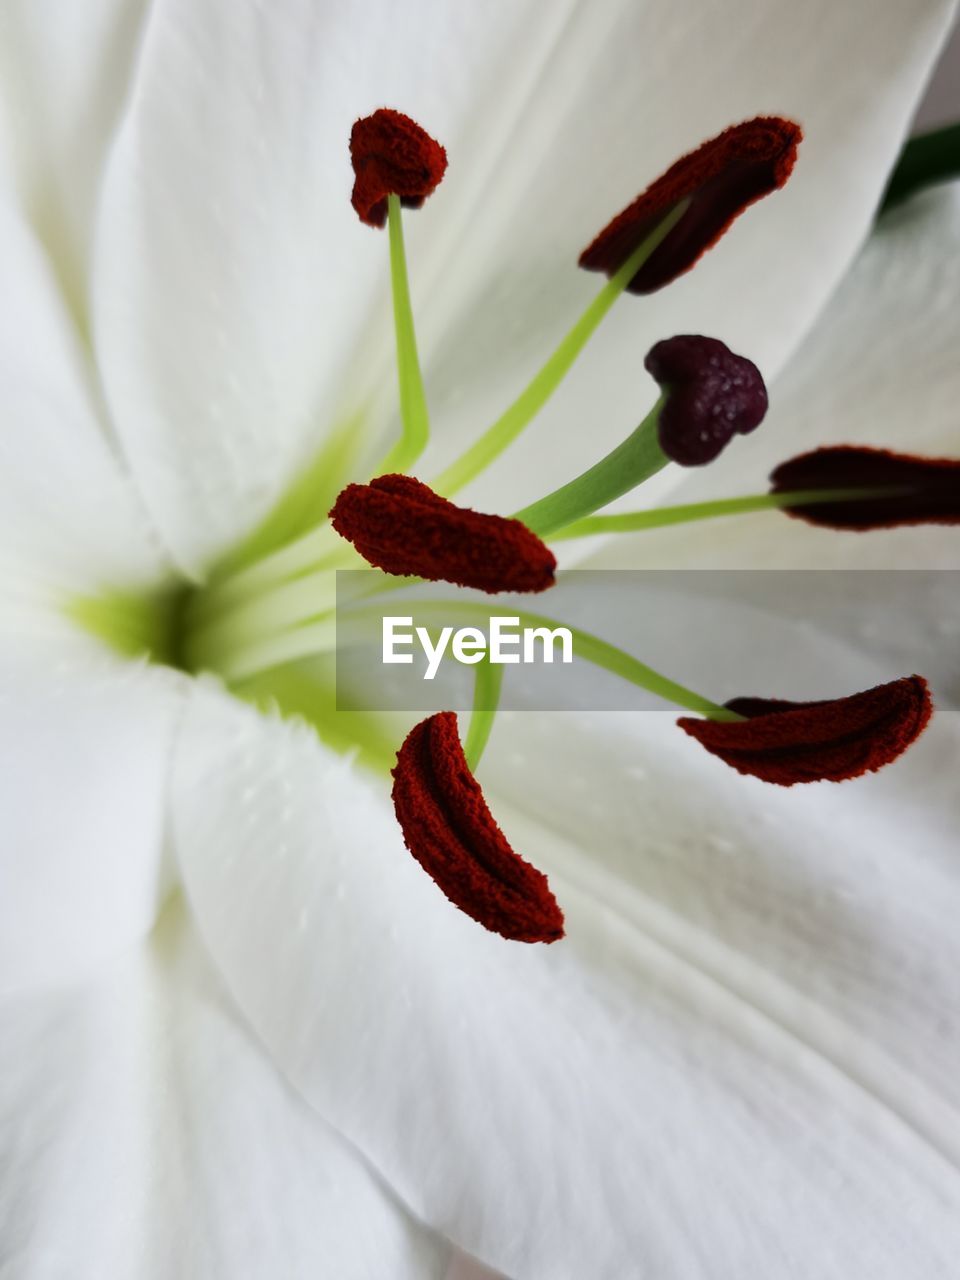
top-left (91, 0), bottom-right (561, 574)
top-left (0, 633), bottom-right (184, 997)
top-left (173, 681), bottom-right (960, 1278)
top-left (0, 899), bottom-right (447, 1279)
top-left (92, 0), bottom-right (956, 571)
top-left (0, 190), bottom-right (168, 594)
top-left (405, 0), bottom-right (958, 515)
top-left (0, 0), bottom-right (148, 333)
top-left (583, 181), bottom-right (960, 571)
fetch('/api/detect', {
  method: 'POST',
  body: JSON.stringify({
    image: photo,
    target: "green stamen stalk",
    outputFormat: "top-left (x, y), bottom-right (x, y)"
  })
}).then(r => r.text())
top-left (430, 201), bottom-right (689, 497)
top-left (550, 487), bottom-right (908, 539)
top-left (463, 657), bottom-right (505, 771)
top-left (377, 193), bottom-right (432, 474)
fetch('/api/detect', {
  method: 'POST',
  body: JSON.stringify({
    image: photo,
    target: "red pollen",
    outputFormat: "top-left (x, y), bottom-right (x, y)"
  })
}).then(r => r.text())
top-left (329, 474), bottom-right (556, 594)
top-left (678, 676), bottom-right (932, 786)
top-left (350, 108), bottom-right (447, 227)
top-left (391, 712), bottom-right (565, 943)
top-left (771, 446), bottom-right (960, 530)
top-left (579, 116), bottom-right (802, 294)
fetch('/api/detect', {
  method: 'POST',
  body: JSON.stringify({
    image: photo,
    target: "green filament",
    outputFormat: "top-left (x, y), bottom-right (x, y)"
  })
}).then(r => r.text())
top-left (550, 487), bottom-right (904, 539)
top-left (430, 201), bottom-right (689, 497)
top-left (377, 193), bottom-right (432, 474)
top-left (463, 657), bottom-right (505, 772)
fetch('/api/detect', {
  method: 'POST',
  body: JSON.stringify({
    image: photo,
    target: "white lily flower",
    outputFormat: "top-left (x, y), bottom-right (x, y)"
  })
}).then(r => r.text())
top-left (2, 2), bottom-right (959, 1277)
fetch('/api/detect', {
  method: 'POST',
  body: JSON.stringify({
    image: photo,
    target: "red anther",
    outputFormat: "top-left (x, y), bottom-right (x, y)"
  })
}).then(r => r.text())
top-left (771, 446), bottom-right (960, 530)
top-left (580, 117), bottom-right (801, 294)
top-left (329, 474), bottom-right (556, 594)
top-left (391, 712), bottom-right (565, 943)
top-left (678, 676), bottom-right (932, 786)
top-left (350, 108), bottom-right (448, 227)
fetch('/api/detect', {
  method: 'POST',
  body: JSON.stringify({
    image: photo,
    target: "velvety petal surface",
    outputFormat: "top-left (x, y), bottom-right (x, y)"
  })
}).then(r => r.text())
top-left (0, 898), bottom-right (447, 1279)
top-left (90, 0), bottom-right (957, 571)
top-left (172, 679), bottom-right (960, 1279)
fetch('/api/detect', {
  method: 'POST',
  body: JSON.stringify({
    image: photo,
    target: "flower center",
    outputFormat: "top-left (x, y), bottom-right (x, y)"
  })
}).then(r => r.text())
top-left (67, 108), bottom-right (952, 943)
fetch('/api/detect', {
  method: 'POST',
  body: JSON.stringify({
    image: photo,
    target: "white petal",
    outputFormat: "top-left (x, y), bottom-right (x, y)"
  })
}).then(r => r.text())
top-left (91, 0), bottom-right (568, 574)
top-left (582, 181), bottom-right (960, 571)
top-left (173, 681), bottom-right (960, 1278)
top-left (0, 0), bottom-right (148, 332)
top-left (0, 634), bottom-right (184, 997)
top-left (0, 899), bottom-right (447, 1279)
top-left (92, 0), bottom-right (956, 570)
top-left (414, 0), bottom-right (959, 515)
top-left (0, 189), bottom-right (168, 594)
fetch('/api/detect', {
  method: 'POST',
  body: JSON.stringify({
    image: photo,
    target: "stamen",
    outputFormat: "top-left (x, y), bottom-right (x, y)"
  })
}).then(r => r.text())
top-left (645, 335), bottom-right (767, 466)
top-left (391, 711), bottom-right (565, 943)
top-left (379, 193), bottom-right (432, 473)
top-left (678, 675), bottom-right (932, 786)
top-left (770, 446), bottom-right (960, 530)
top-left (350, 108), bottom-right (447, 228)
top-left (580, 116), bottom-right (801, 294)
top-left (329, 474), bottom-right (556, 593)
top-left (550, 490), bottom-right (891, 540)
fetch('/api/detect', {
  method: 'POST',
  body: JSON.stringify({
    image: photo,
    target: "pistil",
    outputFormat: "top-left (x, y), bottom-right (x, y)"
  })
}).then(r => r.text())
top-left (515, 335), bottom-right (767, 537)
top-left (513, 397), bottom-right (667, 537)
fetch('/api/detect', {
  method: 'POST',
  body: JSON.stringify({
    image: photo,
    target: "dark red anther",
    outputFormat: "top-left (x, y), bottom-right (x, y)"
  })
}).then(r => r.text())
top-left (771, 446), bottom-right (960, 530)
top-left (678, 676), bottom-right (932, 786)
top-left (645, 335), bottom-right (767, 465)
top-left (350, 108), bottom-right (448, 227)
top-left (579, 116), bottom-right (801, 294)
top-left (392, 712), bottom-right (565, 943)
top-left (329, 474), bottom-right (556, 593)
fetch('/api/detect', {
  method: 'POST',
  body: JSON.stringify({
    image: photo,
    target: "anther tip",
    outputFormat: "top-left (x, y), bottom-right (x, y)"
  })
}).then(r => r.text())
top-left (580, 115), bottom-right (802, 293)
top-left (350, 108), bottom-right (448, 227)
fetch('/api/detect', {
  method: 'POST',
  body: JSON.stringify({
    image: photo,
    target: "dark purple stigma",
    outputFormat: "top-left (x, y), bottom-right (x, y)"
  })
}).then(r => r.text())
top-left (645, 335), bottom-right (768, 466)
